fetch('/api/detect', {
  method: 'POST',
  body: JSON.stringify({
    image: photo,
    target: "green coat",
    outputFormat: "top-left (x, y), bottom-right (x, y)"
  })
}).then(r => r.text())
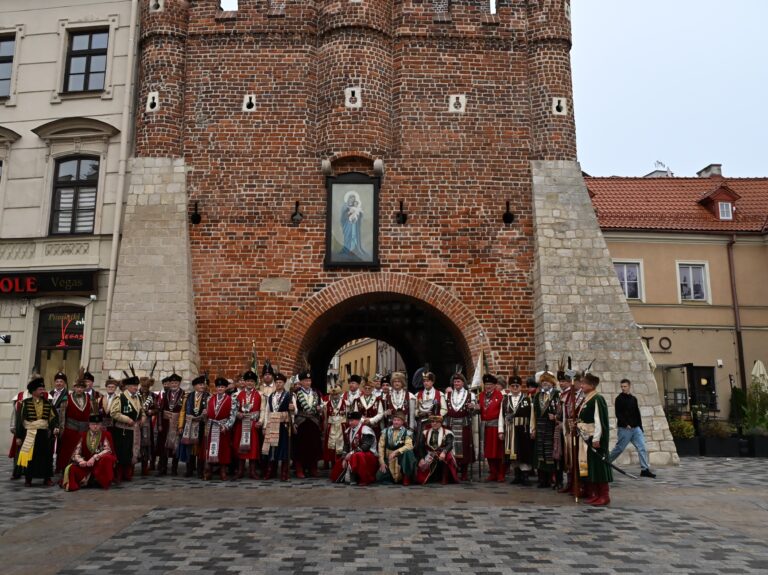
top-left (579, 394), bottom-right (613, 483)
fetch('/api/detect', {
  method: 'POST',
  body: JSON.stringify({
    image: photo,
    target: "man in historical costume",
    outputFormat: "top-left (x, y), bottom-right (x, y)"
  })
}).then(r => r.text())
top-left (61, 413), bottom-right (117, 491)
top-left (330, 411), bottom-right (378, 485)
top-left (155, 372), bottom-right (185, 476)
top-left (555, 368), bottom-right (578, 493)
top-left (531, 371), bottom-right (560, 488)
top-left (49, 371), bottom-right (68, 417)
top-left (413, 372), bottom-right (446, 451)
top-left (376, 411), bottom-right (417, 485)
top-left (137, 375), bottom-right (158, 475)
top-left (577, 373), bottom-right (613, 506)
top-left (382, 372), bottom-right (413, 429)
top-left (479, 373), bottom-right (505, 482)
top-left (57, 377), bottom-right (97, 473)
top-left (259, 360), bottom-right (276, 399)
top-left (233, 370), bottom-right (262, 479)
top-left (82, 369), bottom-right (102, 402)
top-left (372, 373), bottom-right (383, 398)
top-left (110, 375), bottom-right (144, 482)
top-left (498, 375), bottom-right (533, 486)
top-left (416, 415), bottom-right (459, 485)
top-left (203, 377), bottom-right (237, 481)
top-left (322, 384), bottom-right (348, 471)
top-left (443, 372), bottom-right (476, 481)
top-left (353, 381), bottom-right (384, 440)
top-left (178, 374), bottom-right (210, 478)
top-left (15, 377), bottom-right (59, 487)
top-left (9, 382), bottom-right (49, 480)
top-left (98, 376), bottom-right (120, 433)
top-left (343, 374), bottom-right (363, 408)
top-left (262, 372), bottom-right (294, 481)
top-left (292, 370), bottom-right (324, 478)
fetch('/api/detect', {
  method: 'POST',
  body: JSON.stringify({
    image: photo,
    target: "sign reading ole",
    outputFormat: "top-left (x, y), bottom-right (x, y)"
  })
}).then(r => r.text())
top-left (0, 271), bottom-right (96, 297)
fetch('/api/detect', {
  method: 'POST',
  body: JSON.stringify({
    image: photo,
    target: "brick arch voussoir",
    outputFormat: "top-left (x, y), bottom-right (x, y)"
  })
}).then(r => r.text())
top-left (276, 273), bottom-right (487, 374)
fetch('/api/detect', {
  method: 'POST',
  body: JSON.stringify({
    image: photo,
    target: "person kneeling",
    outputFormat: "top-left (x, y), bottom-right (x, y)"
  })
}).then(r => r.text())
top-left (331, 411), bottom-right (378, 485)
top-left (61, 413), bottom-right (117, 491)
top-left (376, 411), bottom-right (417, 486)
top-left (416, 415), bottom-right (459, 485)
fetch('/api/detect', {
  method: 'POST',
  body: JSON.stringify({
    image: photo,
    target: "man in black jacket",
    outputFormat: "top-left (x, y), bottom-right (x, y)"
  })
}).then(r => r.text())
top-left (609, 379), bottom-right (656, 478)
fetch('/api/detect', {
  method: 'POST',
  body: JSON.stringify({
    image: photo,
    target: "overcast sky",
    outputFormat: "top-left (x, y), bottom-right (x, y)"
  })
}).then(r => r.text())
top-left (572, 0), bottom-right (768, 178)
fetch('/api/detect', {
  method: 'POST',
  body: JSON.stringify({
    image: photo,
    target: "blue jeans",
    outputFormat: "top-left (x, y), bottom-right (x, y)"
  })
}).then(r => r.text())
top-left (609, 426), bottom-right (650, 470)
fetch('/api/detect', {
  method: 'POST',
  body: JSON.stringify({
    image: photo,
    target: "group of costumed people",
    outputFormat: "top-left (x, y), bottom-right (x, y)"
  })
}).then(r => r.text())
top-left (8, 359), bottom-right (613, 506)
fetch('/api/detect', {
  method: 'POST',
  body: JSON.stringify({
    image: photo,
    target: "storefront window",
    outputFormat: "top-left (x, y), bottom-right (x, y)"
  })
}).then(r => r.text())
top-left (36, 306), bottom-right (84, 385)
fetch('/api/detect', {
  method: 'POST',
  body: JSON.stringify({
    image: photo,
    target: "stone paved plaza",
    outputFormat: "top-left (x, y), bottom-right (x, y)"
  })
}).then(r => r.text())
top-left (1, 458), bottom-right (767, 575)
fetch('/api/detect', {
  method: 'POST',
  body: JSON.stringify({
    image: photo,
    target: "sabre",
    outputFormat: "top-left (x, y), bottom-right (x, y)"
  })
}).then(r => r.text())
top-left (575, 427), bottom-right (639, 479)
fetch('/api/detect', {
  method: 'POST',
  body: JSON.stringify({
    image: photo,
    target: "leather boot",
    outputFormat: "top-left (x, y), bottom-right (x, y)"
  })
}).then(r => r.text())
top-left (141, 460), bottom-right (150, 477)
top-left (309, 462), bottom-right (319, 478)
top-left (520, 469), bottom-right (530, 486)
top-left (124, 465), bottom-right (134, 482)
top-left (236, 460), bottom-right (245, 480)
top-left (171, 458), bottom-right (179, 476)
top-left (185, 456), bottom-right (195, 477)
top-left (496, 460), bottom-right (506, 482)
top-left (220, 466), bottom-right (229, 481)
top-left (264, 463), bottom-right (275, 480)
top-left (537, 470), bottom-right (550, 488)
top-left (440, 466), bottom-right (449, 485)
top-left (295, 462), bottom-right (306, 479)
top-left (558, 478), bottom-right (573, 494)
top-left (583, 482), bottom-right (600, 504)
top-left (510, 468), bottom-right (522, 485)
top-left (249, 460), bottom-right (259, 479)
top-left (203, 465), bottom-right (212, 481)
top-left (590, 482), bottom-right (610, 506)
top-left (484, 460), bottom-right (497, 482)
top-left (402, 474), bottom-right (411, 486)
top-left (158, 456), bottom-right (168, 476)
top-left (149, 457), bottom-right (156, 472)
top-left (280, 462), bottom-right (289, 482)
top-left (460, 465), bottom-right (468, 482)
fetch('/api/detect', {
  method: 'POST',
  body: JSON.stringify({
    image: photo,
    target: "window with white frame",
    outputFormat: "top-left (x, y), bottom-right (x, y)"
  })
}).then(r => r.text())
top-left (718, 201), bottom-right (733, 220)
top-left (614, 262), bottom-right (642, 300)
top-left (50, 156), bottom-right (99, 235)
top-left (679, 263), bottom-right (707, 301)
top-left (0, 36), bottom-right (14, 99)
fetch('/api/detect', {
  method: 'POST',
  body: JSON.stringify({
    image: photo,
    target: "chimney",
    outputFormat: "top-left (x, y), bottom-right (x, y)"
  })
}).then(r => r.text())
top-left (697, 164), bottom-right (723, 178)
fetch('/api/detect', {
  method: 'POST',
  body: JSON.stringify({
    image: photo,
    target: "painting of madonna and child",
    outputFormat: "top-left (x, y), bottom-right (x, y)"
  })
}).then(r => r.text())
top-left (325, 175), bottom-right (379, 268)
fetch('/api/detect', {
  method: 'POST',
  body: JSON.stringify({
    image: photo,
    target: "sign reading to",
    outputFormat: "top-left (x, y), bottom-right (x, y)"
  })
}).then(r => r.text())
top-left (0, 271), bottom-right (96, 297)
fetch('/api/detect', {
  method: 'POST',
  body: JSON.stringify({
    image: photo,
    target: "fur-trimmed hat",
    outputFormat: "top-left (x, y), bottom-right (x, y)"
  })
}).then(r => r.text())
top-left (428, 414), bottom-right (443, 424)
top-left (191, 374), bottom-right (208, 387)
top-left (262, 361), bottom-right (275, 377)
top-left (89, 412), bottom-right (103, 423)
top-left (482, 373), bottom-right (498, 385)
top-left (451, 373), bottom-right (467, 384)
top-left (347, 411), bottom-right (362, 420)
top-left (349, 374), bottom-right (362, 384)
top-left (274, 372), bottom-right (287, 382)
top-left (27, 377), bottom-right (45, 393)
top-left (297, 370), bottom-right (312, 381)
top-left (539, 372), bottom-right (557, 386)
top-left (53, 371), bottom-right (68, 383)
top-left (167, 372), bottom-right (182, 383)
top-left (390, 372), bottom-right (407, 385)
top-left (242, 370), bottom-right (258, 382)
top-left (214, 377), bottom-right (229, 388)
top-left (391, 410), bottom-right (407, 422)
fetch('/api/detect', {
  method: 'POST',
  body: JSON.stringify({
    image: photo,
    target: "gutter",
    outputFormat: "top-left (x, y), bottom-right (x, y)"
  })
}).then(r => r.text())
top-left (727, 233), bottom-right (747, 392)
top-left (103, 0), bottom-right (139, 364)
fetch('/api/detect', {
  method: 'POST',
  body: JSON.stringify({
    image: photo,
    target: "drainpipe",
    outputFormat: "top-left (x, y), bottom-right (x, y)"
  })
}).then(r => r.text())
top-left (727, 234), bottom-right (747, 393)
top-left (103, 0), bottom-right (138, 362)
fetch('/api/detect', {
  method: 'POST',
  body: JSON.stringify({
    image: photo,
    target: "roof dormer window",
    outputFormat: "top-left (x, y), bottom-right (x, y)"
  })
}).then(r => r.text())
top-left (718, 201), bottom-right (733, 220)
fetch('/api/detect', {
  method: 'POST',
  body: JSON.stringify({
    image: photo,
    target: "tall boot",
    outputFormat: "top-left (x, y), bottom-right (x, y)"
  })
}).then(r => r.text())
top-left (197, 458), bottom-right (205, 479)
top-left (583, 481), bottom-right (600, 504)
top-left (460, 464), bottom-right (468, 482)
top-left (264, 462), bottom-right (275, 480)
top-left (185, 456), bottom-right (195, 477)
top-left (220, 465), bottom-right (229, 481)
top-left (141, 459), bottom-right (150, 477)
top-left (295, 461), bottom-right (306, 479)
top-left (236, 460), bottom-right (245, 480)
top-left (511, 468), bottom-right (522, 485)
top-left (484, 459), bottom-right (496, 482)
top-left (558, 474), bottom-right (573, 494)
top-left (537, 470), bottom-right (550, 488)
top-left (124, 465), bottom-right (134, 482)
top-left (496, 460), bottom-right (506, 482)
top-left (520, 468), bottom-right (530, 486)
top-left (171, 458), bottom-right (179, 476)
top-left (440, 466), bottom-right (449, 485)
top-left (309, 461), bottom-right (319, 478)
top-left (280, 461), bottom-right (289, 482)
top-left (249, 460), bottom-right (259, 480)
top-left (113, 465), bottom-right (122, 485)
top-left (590, 482), bottom-right (611, 506)
top-left (158, 455), bottom-right (168, 476)
top-left (203, 464), bottom-right (212, 481)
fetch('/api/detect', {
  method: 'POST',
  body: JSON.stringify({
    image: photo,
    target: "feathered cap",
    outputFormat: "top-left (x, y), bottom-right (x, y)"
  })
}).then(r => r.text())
top-left (53, 371), bottom-right (68, 383)
top-left (242, 370), bottom-right (258, 382)
top-left (509, 365), bottom-right (522, 386)
top-left (349, 374), bottom-right (362, 384)
top-left (297, 369), bottom-right (312, 380)
top-left (451, 372), bottom-right (467, 384)
top-left (390, 372), bottom-right (407, 385)
top-left (27, 374), bottom-right (45, 393)
top-left (191, 374), bottom-right (208, 387)
top-left (482, 373), bottom-right (498, 385)
top-left (262, 360), bottom-right (275, 377)
top-left (274, 372), bottom-right (287, 383)
top-left (539, 372), bottom-right (557, 386)
top-left (584, 373), bottom-right (600, 387)
top-left (214, 377), bottom-right (229, 388)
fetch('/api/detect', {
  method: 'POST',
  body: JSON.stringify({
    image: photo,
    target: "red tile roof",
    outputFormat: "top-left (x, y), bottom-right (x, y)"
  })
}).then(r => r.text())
top-left (586, 176), bottom-right (768, 234)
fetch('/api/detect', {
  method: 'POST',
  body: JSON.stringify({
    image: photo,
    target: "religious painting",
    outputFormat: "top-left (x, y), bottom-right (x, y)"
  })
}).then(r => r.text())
top-left (325, 172), bottom-right (380, 268)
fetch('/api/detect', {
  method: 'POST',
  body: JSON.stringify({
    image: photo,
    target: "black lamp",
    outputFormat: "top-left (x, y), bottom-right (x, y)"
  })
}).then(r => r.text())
top-left (395, 200), bottom-right (408, 225)
top-left (291, 201), bottom-right (304, 225)
top-left (502, 201), bottom-right (515, 225)
top-left (190, 201), bottom-right (202, 225)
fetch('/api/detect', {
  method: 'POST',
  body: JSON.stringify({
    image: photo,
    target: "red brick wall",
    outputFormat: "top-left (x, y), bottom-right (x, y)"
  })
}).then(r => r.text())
top-left (136, 0), bottom-right (576, 377)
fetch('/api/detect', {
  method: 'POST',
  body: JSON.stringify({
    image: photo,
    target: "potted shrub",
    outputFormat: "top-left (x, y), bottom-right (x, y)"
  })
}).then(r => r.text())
top-left (668, 418), bottom-right (699, 456)
top-left (743, 379), bottom-right (768, 457)
top-left (700, 420), bottom-right (740, 457)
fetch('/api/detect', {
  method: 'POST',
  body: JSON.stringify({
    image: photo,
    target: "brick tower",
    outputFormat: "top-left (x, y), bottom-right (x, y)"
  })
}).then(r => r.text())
top-left (107, 0), bottom-right (676, 466)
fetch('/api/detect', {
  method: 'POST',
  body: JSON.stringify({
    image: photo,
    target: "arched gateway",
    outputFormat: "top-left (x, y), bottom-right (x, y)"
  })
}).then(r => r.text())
top-left (276, 273), bottom-right (486, 390)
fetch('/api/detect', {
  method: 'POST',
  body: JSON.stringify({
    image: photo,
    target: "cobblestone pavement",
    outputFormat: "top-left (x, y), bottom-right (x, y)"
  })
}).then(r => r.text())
top-left (1, 457), bottom-right (767, 575)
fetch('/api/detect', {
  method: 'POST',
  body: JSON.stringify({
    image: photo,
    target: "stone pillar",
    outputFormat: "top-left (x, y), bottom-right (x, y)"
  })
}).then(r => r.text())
top-left (531, 160), bottom-right (678, 466)
top-left (103, 158), bottom-right (199, 380)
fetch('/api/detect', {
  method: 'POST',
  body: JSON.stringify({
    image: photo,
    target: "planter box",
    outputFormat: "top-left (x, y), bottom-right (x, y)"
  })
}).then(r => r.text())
top-left (673, 438), bottom-right (701, 457)
top-left (700, 437), bottom-right (740, 457)
top-left (748, 436), bottom-right (768, 457)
